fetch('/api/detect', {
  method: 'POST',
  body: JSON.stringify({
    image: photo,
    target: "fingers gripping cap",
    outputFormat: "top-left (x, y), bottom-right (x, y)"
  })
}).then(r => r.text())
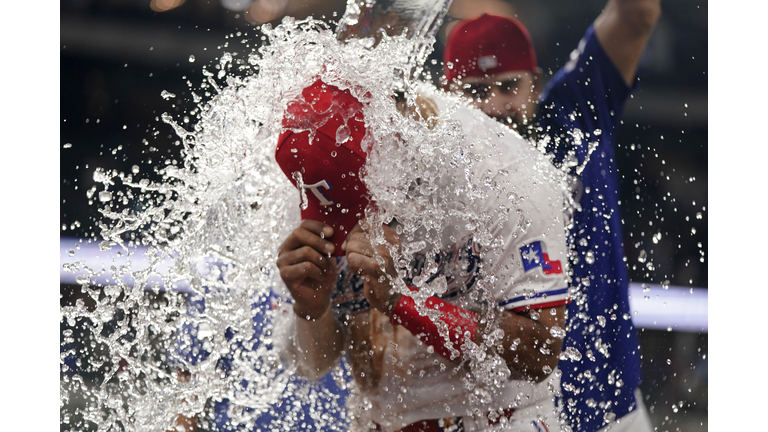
top-left (275, 79), bottom-right (370, 256)
top-left (443, 14), bottom-right (537, 85)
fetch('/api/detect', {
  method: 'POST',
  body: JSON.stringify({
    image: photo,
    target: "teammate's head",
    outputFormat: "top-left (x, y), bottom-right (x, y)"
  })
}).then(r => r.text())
top-left (443, 14), bottom-right (542, 138)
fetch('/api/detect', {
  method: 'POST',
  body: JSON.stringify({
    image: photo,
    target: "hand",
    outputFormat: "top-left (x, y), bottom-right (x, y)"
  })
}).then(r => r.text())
top-left (343, 223), bottom-right (401, 314)
top-left (166, 371), bottom-right (198, 432)
top-left (166, 415), bottom-right (197, 432)
top-left (396, 94), bottom-right (441, 129)
top-left (277, 220), bottom-right (338, 320)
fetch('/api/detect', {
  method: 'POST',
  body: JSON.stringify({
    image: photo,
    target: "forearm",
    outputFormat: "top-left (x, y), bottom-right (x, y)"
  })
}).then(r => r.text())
top-left (389, 295), bottom-right (563, 381)
top-left (606, 0), bottom-right (661, 34)
top-left (489, 306), bottom-right (565, 383)
top-left (389, 294), bottom-right (478, 361)
top-left (294, 306), bottom-right (345, 379)
top-left (595, 0), bottom-right (661, 85)
top-left (166, 370), bottom-right (198, 432)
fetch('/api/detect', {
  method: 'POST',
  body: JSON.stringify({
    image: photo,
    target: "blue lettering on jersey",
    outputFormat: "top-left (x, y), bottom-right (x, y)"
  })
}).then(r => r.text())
top-left (331, 237), bottom-right (483, 316)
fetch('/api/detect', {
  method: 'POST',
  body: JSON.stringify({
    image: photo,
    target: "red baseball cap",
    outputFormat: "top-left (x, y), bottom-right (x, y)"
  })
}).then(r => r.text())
top-left (275, 79), bottom-right (370, 256)
top-left (443, 14), bottom-right (537, 85)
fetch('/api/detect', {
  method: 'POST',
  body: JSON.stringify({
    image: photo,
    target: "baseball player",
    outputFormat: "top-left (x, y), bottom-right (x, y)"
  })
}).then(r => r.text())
top-left (274, 78), bottom-right (571, 431)
top-left (441, 2), bottom-right (661, 431)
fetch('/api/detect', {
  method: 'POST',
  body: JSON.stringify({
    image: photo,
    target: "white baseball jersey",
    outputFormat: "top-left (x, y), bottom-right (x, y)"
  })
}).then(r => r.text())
top-left (277, 86), bottom-right (570, 431)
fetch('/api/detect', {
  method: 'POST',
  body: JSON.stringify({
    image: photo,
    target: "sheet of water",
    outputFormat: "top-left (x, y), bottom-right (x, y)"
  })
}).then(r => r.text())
top-left (60, 15), bottom-right (591, 432)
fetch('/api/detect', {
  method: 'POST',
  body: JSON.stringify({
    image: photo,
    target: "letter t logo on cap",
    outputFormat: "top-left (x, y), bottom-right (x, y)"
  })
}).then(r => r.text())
top-left (304, 180), bottom-right (335, 206)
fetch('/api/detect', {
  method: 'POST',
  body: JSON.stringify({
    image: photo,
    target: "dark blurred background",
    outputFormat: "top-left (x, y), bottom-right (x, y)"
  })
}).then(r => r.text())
top-left (60, 0), bottom-right (707, 430)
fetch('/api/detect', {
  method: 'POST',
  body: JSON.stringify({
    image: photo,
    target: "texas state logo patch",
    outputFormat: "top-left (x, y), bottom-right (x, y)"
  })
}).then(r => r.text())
top-left (519, 241), bottom-right (563, 275)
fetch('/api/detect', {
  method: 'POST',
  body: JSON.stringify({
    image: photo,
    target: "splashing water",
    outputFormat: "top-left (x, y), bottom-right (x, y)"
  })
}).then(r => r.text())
top-left (61, 13), bottom-right (589, 432)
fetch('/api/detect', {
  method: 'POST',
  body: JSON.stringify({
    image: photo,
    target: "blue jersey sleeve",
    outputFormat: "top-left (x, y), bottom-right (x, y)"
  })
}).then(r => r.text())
top-left (538, 24), bottom-right (635, 169)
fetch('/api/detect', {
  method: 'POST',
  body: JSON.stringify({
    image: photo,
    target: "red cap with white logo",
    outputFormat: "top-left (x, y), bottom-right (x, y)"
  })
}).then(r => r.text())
top-left (275, 79), bottom-right (370, 255)
top-left (443, 14), bottom-right (537, 85)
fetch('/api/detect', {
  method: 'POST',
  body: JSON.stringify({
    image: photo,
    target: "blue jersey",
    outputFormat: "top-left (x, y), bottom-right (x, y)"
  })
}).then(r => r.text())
top-left (538, 25), bottom-right (643, 432)
top-left (171, 261), bottom-right (351, 432)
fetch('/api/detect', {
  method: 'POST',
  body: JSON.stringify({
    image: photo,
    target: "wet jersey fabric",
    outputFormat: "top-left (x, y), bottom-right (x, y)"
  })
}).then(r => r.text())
top-left (332, 90), bottom-right (570, 321)
top-left (537, 24), bottom-right (643, 431)
top-left (311, 91), bottom-right (571, 431)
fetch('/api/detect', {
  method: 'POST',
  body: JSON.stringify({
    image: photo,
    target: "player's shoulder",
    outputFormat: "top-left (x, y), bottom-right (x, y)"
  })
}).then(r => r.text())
top-left (541, 25), bottom-right (613, 98)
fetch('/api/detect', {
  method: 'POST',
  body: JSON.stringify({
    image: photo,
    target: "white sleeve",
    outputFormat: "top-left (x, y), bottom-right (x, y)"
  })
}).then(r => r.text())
top-left (417, 87), bottom-right (570, 312)
top-left (478, 145), bottom-right (570, 313)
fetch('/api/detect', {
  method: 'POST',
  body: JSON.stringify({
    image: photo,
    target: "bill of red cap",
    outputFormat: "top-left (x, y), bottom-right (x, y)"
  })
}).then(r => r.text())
top-left (443, 14), bottom-right (537, 85)
top-left (275, 80), bottom-right (369, 255)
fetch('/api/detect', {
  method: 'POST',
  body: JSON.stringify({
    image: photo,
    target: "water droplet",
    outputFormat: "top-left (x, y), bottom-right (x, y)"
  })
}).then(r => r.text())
top-left (161, 90), bottom-right (176, 100)
top-left (549, 326), bottom-right (566, 338)
top-left (197, 322), bottom-right (214, 338)
top-left (637, 250), bottom-right (647, 263)
top-left (98, 191), bottom-right (113, 202)
top-left (336, 125), bottom-right (351, 143)
top-left (63, 143), bottom-right (72, 149)
top-left (92, 168), bottom-right (107, 183)
top-left (188, 55), bottom-right (196, 62)
top-left (585, 250), bottom-right (595, 264)
top-left (291, 171), bottom-right (308, 210)
top-left (220, 52), bottom-right (233, 66)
